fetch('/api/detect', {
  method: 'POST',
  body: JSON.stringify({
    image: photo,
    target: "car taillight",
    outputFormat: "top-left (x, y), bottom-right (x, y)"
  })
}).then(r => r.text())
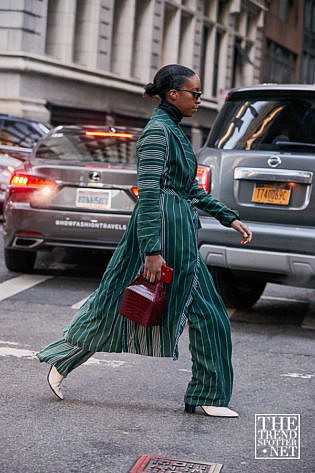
top-left (85, 131), bottom-right (134, 139)
top-left (196, 165), bottom-right (211, 193)
top-left (131, 187), bottom-right (139, 198)
top-left (8, 172), bottom-right (58, 206)
top-left (10, 173), bottom-right (57, 189)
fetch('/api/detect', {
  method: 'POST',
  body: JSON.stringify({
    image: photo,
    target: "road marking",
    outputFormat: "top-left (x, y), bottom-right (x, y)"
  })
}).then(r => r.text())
top-left (0, 341), bottom-right (127, 367)
top-left (71, 296), bottom-right (89, 309)
top-left (261, 296), bottom-right (305, 303)
top-left (0, 346), bottom-right (35, 359)
top-left (0, 274), bottom-right (53, 302)
top-left (280, 372), bottom-right (315, 379)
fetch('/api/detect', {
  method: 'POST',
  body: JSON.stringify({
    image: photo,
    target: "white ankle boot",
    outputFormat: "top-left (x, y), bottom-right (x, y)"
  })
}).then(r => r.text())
top-left (201, 406), bottom-right (239, 417)
top-left (47, 366), bottom-right (64, 400)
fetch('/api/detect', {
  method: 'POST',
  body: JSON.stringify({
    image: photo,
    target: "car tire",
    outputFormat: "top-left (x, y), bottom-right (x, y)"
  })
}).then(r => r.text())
top-left (4, 249), bottom-right (36, 273)
top-left (210, 267), bottom-right (266, 309)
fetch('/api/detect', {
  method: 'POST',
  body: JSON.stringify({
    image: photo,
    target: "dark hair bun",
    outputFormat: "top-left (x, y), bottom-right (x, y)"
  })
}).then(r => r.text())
top-left (144, 82), bottom-right (158, 97)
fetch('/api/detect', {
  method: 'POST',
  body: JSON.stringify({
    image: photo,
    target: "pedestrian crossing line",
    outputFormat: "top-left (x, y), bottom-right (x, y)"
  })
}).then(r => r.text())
top-left (0, 274), bottom-right (53, 302)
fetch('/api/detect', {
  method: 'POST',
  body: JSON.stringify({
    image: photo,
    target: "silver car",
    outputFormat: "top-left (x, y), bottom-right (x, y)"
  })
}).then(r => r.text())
top-left (3, 124), bottom-right (209, 272)
top-left (197, 84), bottom-right (315, 308)
top-left (2, 125), bottom-right (142, 272)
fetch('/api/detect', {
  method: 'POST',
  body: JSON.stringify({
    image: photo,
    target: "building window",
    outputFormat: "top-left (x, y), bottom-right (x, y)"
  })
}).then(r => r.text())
top-left (200, 24), bottom-right (210, 89)
top-left (277, 0), bottom-right (290, 22)
top-left (232, 37), bottom-right (242, 87)
top-left (182, 0), bottom-right (195, 7)
top-left (301, 52), bottom-right (315, 83)
top-left (212, 30), bottom-right (222, 96)
top-left (304, 0), bottom-right (311, 29)
top-left (217, 0), bottom-right (228, 23)
top-left (264, 40), bottom-right (296, 83)
top-left (312, 1), bottom-right (315, 32)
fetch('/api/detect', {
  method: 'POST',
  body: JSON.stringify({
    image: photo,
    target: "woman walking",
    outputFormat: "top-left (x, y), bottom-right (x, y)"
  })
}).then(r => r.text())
top-left (37, 64), bottom-right (252, 417)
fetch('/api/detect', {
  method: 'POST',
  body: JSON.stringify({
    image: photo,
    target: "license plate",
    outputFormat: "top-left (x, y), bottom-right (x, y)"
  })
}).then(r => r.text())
top-left (76, 188), bottom-right (111, 210)
top-left (252, 184), bottom-right (291, 205)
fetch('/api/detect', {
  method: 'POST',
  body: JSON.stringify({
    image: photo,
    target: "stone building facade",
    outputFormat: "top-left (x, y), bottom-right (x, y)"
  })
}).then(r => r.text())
top-left (0, 0), bottom-right (267, 147)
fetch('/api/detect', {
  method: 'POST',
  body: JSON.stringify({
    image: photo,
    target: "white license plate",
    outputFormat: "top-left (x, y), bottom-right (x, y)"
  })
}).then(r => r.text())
top-left (76, 189), bottom-right (111, 210)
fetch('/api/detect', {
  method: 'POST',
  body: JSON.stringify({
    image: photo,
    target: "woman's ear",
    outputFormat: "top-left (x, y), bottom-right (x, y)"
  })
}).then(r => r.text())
top-left (167, 89), bottom-right (177, 103)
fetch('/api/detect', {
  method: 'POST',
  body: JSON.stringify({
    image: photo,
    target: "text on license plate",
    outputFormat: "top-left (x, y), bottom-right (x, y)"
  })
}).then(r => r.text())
top-left (252, 184), bottom-right (291, 205)
top-left (76, 189), bottom-right (111, 210)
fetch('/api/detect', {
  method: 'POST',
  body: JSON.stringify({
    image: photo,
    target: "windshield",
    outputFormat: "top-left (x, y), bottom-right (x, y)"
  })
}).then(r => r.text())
top-left (35, 129), bottom-right (140, 165)
top-left (208, 96), bottom-right (315, 152)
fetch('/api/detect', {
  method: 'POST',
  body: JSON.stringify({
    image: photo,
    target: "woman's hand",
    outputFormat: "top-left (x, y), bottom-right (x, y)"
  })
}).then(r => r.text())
top-left (230, 219), bottom-right (252, 245)
top-left (143, 254), bottom-right (166, 283)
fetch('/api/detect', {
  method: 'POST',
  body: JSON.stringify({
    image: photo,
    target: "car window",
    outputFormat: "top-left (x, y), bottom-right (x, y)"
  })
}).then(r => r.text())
top-left (208, 97), bottom-right (315, 152)
top-left (35, 130), bottom-right (139, 164)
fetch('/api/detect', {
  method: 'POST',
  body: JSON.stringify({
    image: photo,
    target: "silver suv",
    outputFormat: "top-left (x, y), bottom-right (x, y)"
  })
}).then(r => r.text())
top-left (197, 84), bottom-right (315, 309)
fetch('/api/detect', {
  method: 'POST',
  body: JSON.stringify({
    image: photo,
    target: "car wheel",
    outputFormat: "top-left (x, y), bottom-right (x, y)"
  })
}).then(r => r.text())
top-left (210, 267), bottom-right (266, 309)
top-left (4, 249), bottom-right (36, 273)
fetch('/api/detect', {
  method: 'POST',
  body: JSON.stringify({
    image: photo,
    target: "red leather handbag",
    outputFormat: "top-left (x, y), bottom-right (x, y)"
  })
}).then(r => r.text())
top-left (119, 274), bottom-right (167, 327)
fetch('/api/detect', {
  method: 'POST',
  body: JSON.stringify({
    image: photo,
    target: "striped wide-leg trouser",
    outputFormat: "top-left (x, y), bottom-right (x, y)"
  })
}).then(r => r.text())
top-left (36, 339), bottom-right (93, 377)
top-left (184, 263), bottom-right (233, 408)
top-left (37, 274), bottom-right (233, 407)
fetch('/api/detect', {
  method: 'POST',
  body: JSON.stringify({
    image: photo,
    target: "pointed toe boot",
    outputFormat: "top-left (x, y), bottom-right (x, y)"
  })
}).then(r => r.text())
top-left (47, 366), bottom-right (64, 400)
top-left (185, 404), bottom-right (239, 417)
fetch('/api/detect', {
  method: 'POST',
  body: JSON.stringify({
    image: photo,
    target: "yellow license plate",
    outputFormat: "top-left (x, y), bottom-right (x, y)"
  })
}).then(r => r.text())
top-left (252, 184), bottom-right (291, 205)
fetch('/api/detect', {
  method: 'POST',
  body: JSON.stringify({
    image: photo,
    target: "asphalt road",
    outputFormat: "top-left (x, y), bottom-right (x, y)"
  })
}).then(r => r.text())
top-left (0, 242), bottom-right (314, 473)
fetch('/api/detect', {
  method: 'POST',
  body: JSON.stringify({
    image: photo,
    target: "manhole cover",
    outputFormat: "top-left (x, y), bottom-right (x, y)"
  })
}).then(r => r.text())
top-left (129, 454), bottom-right (223, 472)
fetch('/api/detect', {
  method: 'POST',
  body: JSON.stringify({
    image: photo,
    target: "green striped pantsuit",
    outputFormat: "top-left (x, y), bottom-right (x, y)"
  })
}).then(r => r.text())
top-left (37, 271), bottom-right (233, 407)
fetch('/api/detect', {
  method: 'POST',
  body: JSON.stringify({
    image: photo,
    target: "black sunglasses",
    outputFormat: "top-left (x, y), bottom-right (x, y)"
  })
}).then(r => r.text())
top-left (176, 89), bottom-right (202, 99)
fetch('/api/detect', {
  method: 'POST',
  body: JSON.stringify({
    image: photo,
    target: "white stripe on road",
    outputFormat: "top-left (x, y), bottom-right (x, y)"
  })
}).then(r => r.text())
top-left (261, 296), bottom-right (305, 303)
top-left (71, 296), bottom-right (90, 309)
top-left (0, 274), bottom-right (53, 302)
top-left (0, 341), bottom-right (127, 367)
top-left (280, 372), bottom-right (315, 379)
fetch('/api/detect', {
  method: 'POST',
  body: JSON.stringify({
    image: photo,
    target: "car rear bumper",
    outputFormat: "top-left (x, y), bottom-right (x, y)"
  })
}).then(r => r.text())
top-left (199, 244), bottom-right (315, 278)
top-left (3, 207), bottom-right (132, 251)
top-left (198, 217), bottom-right (315, 282)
